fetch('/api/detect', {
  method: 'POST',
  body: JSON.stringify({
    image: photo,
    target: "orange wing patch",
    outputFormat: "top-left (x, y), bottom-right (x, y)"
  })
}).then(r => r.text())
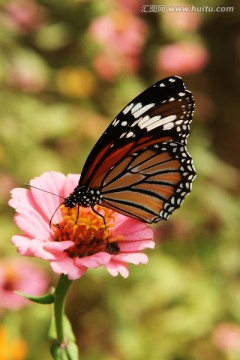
top-left (99, 146), bottom-right (184, 222)
top-left (90, 142), bottom-right (134, 188)
top-left (100, 193), bottom-right (164, 223)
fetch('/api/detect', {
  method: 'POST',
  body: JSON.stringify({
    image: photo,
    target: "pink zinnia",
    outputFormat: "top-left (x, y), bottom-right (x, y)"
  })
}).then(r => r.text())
top-left (212, 323), bottom-right (240, 353)
top-left (9, 172), bottom-right (154, 280)
top-left (157, 42), bottom-right (208, 75)
top-left (0, 258), bottom-right (48, 310)
top-left (89, 11), bottom-right (147, 56)
top-left (93, 51), bottom-right (140, 81)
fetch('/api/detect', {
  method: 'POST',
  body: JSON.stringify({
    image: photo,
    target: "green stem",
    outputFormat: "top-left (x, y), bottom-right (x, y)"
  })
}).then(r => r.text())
top-left (54, 274), bottom-right (72, 344)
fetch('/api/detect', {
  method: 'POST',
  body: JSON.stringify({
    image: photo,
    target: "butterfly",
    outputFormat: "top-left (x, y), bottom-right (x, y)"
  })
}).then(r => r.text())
top-left (64, 76), bottom-right (196, 224)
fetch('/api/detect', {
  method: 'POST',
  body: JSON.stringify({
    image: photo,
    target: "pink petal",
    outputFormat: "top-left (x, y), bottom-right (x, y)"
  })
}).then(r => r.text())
top-left (119, 239), bottom-right (155, 252)
top-left (62, 174), bottom-right (80, 198)
top-left (9, 188), bottom-right (50, 238)
top-left (43, 241), bottom-right (74, 257)
top-left (106, 260), bottom-right (129, 278)
top-left (113, 216), bottom-right (154, 239)
top-left (30, 171), bottom-right (68, 223)
top-left (124, 229), bottom-right (154, 241)
top-left (112, 252), bottom-right (148, 265)
top-left (75, 252), bottom-right (111, 268)
top-left (16, 238), bottom-right (69, 260)
top-left (28, 239), bottom-right (59, 259)
top-left (12, 235), bottom-right (33, 256)
top-left (50, 258), bottom-right (86, 280)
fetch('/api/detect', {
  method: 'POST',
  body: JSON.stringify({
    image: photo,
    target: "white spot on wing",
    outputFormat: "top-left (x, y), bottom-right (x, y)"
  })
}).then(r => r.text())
top-left (138, 116), bottom-right (160, 130)
top-left (132, 103), bottom-right (155, 118)
top-left (158, 115), bottom-right (177, 126)
top-left (126, 131), bottom-right (135, 138)
top-left (138, 114), bottom-right (177, 131)
top-left (131, 102), bottom-right (142, 114)
top-left (163, 122), bottom-right (174, 130)
top-left (120, 132), bottom-right (127, 138)
top-left (138, 115), bottom-right (151, 127)
top-left (112, 119), bottom-right (120, 126)
top-left (123, 103), bottom-right (134, 115)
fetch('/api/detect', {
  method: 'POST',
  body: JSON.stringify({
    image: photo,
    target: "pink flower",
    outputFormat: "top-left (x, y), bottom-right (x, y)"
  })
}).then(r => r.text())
top-left (116, 0), bottom-right (145, 14)
top-left (3, 0), bottom-right (46, 34)
top-left (162, 9), bottom-right (202, 31)
top-left (9, 172), bottom-right (154, 281)
top-left (93, 51), bottom-right (140, 81)
top-left (157, 42), bottom-right (208, 75)
top-left (89, 11), bottom-right (147, 56)
top-left (212, 323), bottom-right (240, 353)
top-left (0, 258), bottom-right (48, 309)
top-left (89, 11), bottom-right (147, 79)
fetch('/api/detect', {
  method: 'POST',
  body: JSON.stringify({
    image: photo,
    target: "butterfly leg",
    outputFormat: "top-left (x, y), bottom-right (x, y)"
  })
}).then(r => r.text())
top-left (91, 206), bottom-right (120, 255)
top-left (75, 204), bottom-right (80, 224)
top-left (91, 206), bottom-right (106, 227)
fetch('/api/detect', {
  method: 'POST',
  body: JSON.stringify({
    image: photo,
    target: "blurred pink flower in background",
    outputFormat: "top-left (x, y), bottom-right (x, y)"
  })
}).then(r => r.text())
top-left (93, 51), bottom-right (140, 81)
top-left (116, 0), bottom-right (145, 13)
top-left (9, 172), bottom-right (154, 281)
top-left (89, 11), bottom-right (147, 80)
top-left (212, 322), bottom-right (240, 353)
top-left (89, 11), bottom-right (147, 55)
top-left (157, 42), bottom-right (208, 75)
top-left (3, 0), bottom-right (46, 33)
top-left (162, 8), bottom-right (202, 31)
top-left (0, 258), bottom-right (48, 310)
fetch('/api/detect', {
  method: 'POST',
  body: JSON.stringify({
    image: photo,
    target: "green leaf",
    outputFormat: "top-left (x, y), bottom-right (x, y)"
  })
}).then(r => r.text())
top-left (15, 290), bottom-right (55, 304)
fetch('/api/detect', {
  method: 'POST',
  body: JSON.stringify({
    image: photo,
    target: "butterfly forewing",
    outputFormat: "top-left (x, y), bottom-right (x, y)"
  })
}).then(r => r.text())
top-left (66, 76), bottom-right (196, 223)
top-left (80, 76), bottom-right (194, 186)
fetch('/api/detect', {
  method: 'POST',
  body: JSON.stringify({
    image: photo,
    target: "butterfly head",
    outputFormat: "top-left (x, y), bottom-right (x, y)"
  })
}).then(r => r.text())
top-left (64, 195), bottom-right (77, 208)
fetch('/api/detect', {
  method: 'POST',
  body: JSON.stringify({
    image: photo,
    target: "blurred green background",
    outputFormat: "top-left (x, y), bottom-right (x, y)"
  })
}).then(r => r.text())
top-left (1, 0), bottom-right (240, 359)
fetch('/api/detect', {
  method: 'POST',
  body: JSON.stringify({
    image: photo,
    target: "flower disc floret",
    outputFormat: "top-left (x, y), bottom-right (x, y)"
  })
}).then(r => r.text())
top-left (53, 205), bottom-right (121, 257)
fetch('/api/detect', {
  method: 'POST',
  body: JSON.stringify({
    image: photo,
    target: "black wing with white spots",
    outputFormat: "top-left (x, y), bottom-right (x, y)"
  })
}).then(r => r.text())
top-left (80, 76), bottom-right (194, 185)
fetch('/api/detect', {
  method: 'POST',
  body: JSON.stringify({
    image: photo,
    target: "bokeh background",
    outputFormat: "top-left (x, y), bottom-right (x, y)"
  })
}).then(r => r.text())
top-left (1, 0), bottom-right (240, 359)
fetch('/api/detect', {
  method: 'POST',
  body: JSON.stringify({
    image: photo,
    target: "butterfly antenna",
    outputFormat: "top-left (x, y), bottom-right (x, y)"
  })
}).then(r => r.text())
top-left (25, 184), bottom-right (65, 200)
top-left (25, 184), bottom-right (66, 228)
top-left (49, 202), bottom-right (64, 228)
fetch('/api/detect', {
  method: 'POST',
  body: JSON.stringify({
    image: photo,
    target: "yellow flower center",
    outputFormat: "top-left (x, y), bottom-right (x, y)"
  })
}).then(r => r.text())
top-left (53, 205), bottom-right (123, 258)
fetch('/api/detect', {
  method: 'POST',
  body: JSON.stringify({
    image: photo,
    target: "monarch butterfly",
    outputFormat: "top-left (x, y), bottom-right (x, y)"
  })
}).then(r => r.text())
top-left (64, 76), bottom-right (196, 224)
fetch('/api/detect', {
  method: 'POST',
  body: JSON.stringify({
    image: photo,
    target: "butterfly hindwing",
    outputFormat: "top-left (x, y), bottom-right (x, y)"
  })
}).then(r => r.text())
top-left (99, 140), bottom-right (195, 223)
